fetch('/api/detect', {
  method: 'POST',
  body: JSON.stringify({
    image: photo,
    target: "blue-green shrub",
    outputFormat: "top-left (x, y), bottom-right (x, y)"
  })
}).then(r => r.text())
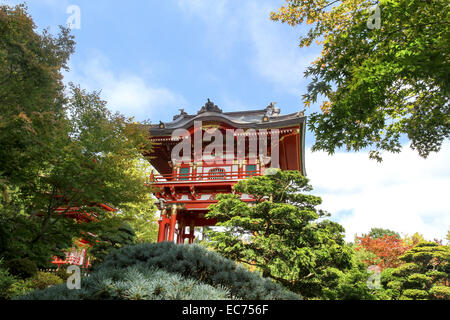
top-left (20, 266), bottom-right (232, 300)
top-left (19, 243), bottom-right (300, 300)
top-left (99, 242), bottom-right (300, 300)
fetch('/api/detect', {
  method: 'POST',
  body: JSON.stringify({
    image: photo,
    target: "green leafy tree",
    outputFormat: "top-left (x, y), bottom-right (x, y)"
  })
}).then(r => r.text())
top-left (0, 259), bottom-right (17, 299)
top-left (1, 4), bottom-right (157, 269)
top-left (0, 85), bottom-right (152, 266)
top-left (322, 247), bottom-right (378, 300)
top-left (119, 159), bottom-right (158, 244)
top-left (121, 195), bottom-right (158, 243)
top-left (368, 228), bottom-right (400, 239)
top-left (86, 219), bottom-right (136, 268)
top-left (205, 170), bottom-right (353, 299)
top-left (271, 0), bottom-right (449, 161)
top-left (381, 242), bottom-right (449, 300)
top-left (0, 4), bottom-right (75, 183)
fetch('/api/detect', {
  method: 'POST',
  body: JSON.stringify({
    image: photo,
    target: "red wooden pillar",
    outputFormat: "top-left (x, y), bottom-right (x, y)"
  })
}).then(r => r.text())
top-left (164, 223), bottom-right (170, 241)
top-left (238, 161), bottom-right (243, 179)
top-left (177, 219), bottom-right (186, 244)
top-left (188, 220), bottom-right (195, 244)
top-left (157, 213), bottom-right (167, 243)
top-left (168, 205), bottom-right (177, 242)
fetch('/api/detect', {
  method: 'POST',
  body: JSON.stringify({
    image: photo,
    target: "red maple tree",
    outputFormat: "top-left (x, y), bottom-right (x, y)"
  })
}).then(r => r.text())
top-left (356, 235), bottom-right (416, 270)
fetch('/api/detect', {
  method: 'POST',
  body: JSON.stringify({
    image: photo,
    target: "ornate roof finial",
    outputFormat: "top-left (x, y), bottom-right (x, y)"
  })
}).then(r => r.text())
top-left (265, 102), bottom-right (280, 116)
top-left (198, 99), bottom-right (222, 114)
top-left (173, 108), bottom-right (188, 121)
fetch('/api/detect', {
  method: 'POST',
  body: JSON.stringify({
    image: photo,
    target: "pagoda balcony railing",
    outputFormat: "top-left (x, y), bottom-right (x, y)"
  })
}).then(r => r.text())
top-left (150, 170), bottom-right (260, 184)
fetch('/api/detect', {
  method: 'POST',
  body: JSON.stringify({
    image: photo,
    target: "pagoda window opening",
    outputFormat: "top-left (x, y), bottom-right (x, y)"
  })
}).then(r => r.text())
top-left (208, 168), bottom-right (225, 180)
top-left (179, 167), bottom-right (190, 181)
top-left (246, 164), bottom-right (257, 177)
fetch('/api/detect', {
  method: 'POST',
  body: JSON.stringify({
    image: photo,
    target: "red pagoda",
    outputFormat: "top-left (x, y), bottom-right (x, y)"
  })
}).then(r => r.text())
top-left (50, 203), bottom-right (116, 269)
top-left (146, 100), bottom-right (306, 244)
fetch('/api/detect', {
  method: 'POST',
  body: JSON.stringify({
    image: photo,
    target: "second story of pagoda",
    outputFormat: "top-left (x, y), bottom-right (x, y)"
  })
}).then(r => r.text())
top-left (144, 99), bottom-right (306, 243)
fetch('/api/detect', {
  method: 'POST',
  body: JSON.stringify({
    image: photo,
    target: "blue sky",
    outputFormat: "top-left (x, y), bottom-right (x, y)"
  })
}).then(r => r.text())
top-left (3, 0), bottom-right (449, 242)
top-left (4, 0), bottom-right (319, 127)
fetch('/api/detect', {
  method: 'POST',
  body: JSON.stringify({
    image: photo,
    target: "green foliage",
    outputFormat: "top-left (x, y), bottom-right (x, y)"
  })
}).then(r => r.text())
top-left (205, 171), bottom-right (352, 299)
top-left (368, 228), bottom-right (400, 239)
top-left (272, 0), bottom-right (450, 160)
top-left (18, 243), bottom-right (299, 300)
top-left (20, 266), bottom-right (231, 300)
top-left (0, 4), bottom-right (154, 267)
top-left (0, 258), bottom-right (61, 299)
top-left (87, 219), bottom-right (136, 267)
top-left (121, 194), bottom-right (158, 244)
top-left (0, 3), bottom-right (77, 265)
top-left (119, 159), bottom-right (159, 244)
top-left (4, 258), bottom-right (38, 280)
top-left (429, 285), bottom-right (450, 300)
top-left (0, 259), bottom-right (17, 299)
top-left (0, 3), bottom-right (75, 184)
top-left (32, 271), bottom-right (63, 290)
top-left (380, 242), bottom-right (449, 300)
top-left (99, 242), bottom-right (300, 300)
top-left (322, 248), bottom-right (378, 300)
top-left (6, 278), bottom-right (36, 299)
top-left (5, 271), bottom-right (63, 299)
top-left (55, 266), bottom-right (71, 282)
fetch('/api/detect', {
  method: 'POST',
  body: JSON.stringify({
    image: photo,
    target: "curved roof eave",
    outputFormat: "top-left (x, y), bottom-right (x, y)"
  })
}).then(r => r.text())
top-left (148, 113), bottom-right (305, 136)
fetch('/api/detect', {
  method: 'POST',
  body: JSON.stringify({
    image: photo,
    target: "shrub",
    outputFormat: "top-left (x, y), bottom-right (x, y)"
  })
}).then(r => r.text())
top-left (0, 259), bottom-right (17, 299)
top-left (6, 279), bottom-right (35, 299)
top-left (99, 242), bottom-right (300, 300)
top-left (55, 266), bottom-right (71, 281)
top-left (19, 266), bottom-right (232, 300)
top-left (430, 286), bottom-right (450, 300)
top-left (32, 272), bottom-right (63, 290)
top-left (19, 243), bottom-right (300, 300)
top-left (4, 258), bottom-right (38, 280)
top-left (4, 272), bottom-right (63, 299)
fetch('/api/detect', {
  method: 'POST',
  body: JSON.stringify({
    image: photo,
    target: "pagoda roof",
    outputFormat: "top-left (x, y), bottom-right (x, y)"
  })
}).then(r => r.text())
top-left (147, 99), bottom-right (306, 136)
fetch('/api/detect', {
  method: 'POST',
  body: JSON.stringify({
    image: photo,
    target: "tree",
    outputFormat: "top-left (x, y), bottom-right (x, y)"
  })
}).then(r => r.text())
top-left (0, 4), bottom-right (155, 268)
top-left (0, 4), bottom-right (74, 183)
top-left (119, 159), bottom-right (159, 244)
top-left (86, 219), bottom-right (136, 268)
top-left (322, 248), bottom-right (378, 300)
top-left (205, 170), bottom-right (353, 299)
top-left (356, 234), bottom-right (413, 270)
top-left (271, 0), bottom-right (449, 161)
top-left (0, 3), bottom-right (77, 264)
top-left (380, 242), bottom-right (449, 300)
top-left (0, 84), bottom-right (153, 266)
top-left (368, 228), bottom-right (400, 239)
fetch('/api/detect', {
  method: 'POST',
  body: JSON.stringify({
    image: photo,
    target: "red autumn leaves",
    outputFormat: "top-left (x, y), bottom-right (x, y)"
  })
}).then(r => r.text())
top-left (356, 235), bottom-right (417, 270)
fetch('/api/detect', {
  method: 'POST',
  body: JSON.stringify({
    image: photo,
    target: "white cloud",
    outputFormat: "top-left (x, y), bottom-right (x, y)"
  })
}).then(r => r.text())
top-left (64, 51), bottom-right (186, 121)
top-left (307, 142), bottom-right (450, 242)
top-left (244, 2), bottom-right (317, 95)
top-left (177, 0), bottom-right (317, 94)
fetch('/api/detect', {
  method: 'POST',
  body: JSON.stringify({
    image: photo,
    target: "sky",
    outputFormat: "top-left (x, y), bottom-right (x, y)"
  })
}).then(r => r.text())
top-left (2, 0), bottom-right (449, 242)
